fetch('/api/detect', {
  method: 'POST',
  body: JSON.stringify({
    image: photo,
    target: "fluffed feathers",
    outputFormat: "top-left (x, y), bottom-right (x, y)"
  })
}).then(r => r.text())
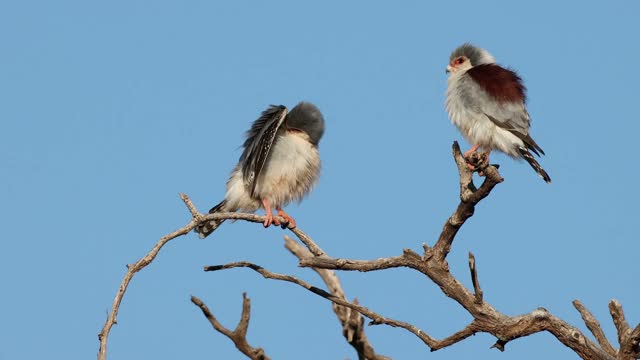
top-left (446, 43), bottom-right (551, 182)
top-left (194, 102), bottom-right (324, 239)
top-left (240, 105), bottom-right (288, 197)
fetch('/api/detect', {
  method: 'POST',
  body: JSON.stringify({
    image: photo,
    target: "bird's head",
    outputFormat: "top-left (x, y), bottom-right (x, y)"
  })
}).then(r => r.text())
top-left (285, 101), bottom-right (325, 146)
top-left (446, 43), bottom-right (496, 75)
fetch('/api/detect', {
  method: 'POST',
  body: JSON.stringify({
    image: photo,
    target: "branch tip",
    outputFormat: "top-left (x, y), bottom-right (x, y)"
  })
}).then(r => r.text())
top-left (180, 193), bottom-right (200, 217)
top-left (572, 300), bottom-right (616, 356)
top-left (468, 252), bottom-right (483, 303)
top-left (490, 339), bottom-right (507, 352)
top-left (204, 265), bottom-right (225, 272)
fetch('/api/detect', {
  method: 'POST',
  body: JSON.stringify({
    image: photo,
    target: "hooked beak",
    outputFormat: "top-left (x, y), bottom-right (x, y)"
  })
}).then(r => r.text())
top-left (446, 65), bottom-right (453, 74)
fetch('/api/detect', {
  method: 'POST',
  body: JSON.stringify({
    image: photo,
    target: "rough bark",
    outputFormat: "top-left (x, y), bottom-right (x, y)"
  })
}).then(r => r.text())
top-left (191, 294), bottom-right (270, 360)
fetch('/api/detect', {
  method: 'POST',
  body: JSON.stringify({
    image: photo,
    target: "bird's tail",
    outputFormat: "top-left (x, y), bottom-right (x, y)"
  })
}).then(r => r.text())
top-left (517, 147), bottom-right (551, 183)
top-left (195, 200), bottom-right (227, 239)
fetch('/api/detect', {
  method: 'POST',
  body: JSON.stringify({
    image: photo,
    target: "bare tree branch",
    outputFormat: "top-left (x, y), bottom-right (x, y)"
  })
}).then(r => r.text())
top-left (610, 300), bottom-right (632, 346)
top-left (289, 227), bottom-right (325, 256)
top-left (101, 142), bottom-right (636, 360)
top-left (573, 300), bottom-right (617, 356)
top-left (191, 293), bottom-right (270, 360)
top-left (432, 142), bottom-right (503, 264)
top-left (97, 194), bottom-right (318, 360)
top-left (299, 255), bottom-right (616, 358)
top-left (284, 236), bottom-right (390, 360)
top-left (292, 143), bottom-right (624, 359)
top-left (204, 260), bottom-right (481, 352)
top-left (609, 299), bottom-right (640, 360)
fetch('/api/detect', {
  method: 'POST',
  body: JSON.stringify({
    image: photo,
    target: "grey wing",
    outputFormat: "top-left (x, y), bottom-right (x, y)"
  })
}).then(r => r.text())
top-left (239, 105), bottom-right (288, 197)
top-left (458, 74), bottom-right (543, 155)
top-left (459, 74), bottom-right (531, 135)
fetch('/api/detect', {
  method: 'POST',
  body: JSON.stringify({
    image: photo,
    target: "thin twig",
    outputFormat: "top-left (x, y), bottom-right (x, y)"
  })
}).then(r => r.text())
top-left (198, 211), bottom-right (324, 256)
top-left (204, 260), bottom-right (481, 351)
top-left (191, 294), bottom-right (270, 360)
top-left (289, 227), bottom-right (324, 256)
top-left (434, 322), bottom-right (480, 350)
top-left (468, 252), bottom-right (483, 304)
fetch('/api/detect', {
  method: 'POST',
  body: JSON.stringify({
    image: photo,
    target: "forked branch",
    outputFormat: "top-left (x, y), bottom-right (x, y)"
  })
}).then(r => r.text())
top-left (431, 141), bottom-right (503, 263)
top-left (191, 294), bottom-right (270, 360)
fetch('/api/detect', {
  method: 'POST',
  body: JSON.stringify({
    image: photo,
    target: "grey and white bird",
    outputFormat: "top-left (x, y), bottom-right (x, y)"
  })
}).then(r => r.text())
top-left (195, 101), bottom-right (325, 239)
top-left (445, 43), bottom-right (551, 183)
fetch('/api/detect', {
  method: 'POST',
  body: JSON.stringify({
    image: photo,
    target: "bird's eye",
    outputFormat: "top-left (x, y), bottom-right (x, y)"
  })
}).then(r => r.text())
top-left (454, 57), bottom-right (465, 65)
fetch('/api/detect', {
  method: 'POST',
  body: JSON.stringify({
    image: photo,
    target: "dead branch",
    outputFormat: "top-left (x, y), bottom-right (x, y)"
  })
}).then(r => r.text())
top-left (97, 194), bottom-right (317, 360)
top-left (611, 300), bottom-right (632, 346)
top-left (284, 236), bottom-right (390, 360)
top-left (191, 293), bottom-right (270, 360)
top-left (432, 142), bottom-right (503, 264)
top-left (610, 300), bottom-right (640, 360)
top-left (293, 142), bottom-right (631, 359)
top-left (299, 254), bottom-right (616, 358)
top-left (204, 260), bottom-right (479, 351)
top-left (574, 300), bottom-right (617, 356)
top-left (100, 141), bottom-right (638, 360)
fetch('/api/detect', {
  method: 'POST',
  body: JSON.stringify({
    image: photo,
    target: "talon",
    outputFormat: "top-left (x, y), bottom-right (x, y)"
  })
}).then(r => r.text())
top-left (465, 148), bottom-right (492, 174)
top-left (463, 144), bottom-right (481, 170)
top-left (463, 144), bottom-right (480, 158)
top-left (277, 208), bottom-right (296, 228)
top-left (261, 199), bottom-right (275, 228)
top-left (263, 212), bottom-right (273, 227)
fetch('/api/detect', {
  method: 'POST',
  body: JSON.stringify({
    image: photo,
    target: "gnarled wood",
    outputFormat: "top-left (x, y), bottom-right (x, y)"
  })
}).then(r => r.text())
top-left (191, 294), bottom-right (270, 360)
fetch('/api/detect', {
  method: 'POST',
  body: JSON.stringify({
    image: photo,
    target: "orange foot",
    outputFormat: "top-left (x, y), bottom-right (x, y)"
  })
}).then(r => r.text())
top-left (262, 212), bottom-right (282, 227)
top-left (277, 208), bottom-right (296, 228)
top-left (261, 199), bottom-right (280, 227)
top-left (464, 145), bottom-right (492, 173)
top-left (463, 144), bottom-right (480, 158)
top-left (463, 144), bottom-right (480, 170)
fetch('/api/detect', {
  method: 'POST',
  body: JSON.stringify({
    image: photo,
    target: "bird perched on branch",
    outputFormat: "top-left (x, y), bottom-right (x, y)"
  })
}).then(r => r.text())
top-left (445, 43), bottom-right (551, 183)
top-left (195, 101), bottom-right (325, 239)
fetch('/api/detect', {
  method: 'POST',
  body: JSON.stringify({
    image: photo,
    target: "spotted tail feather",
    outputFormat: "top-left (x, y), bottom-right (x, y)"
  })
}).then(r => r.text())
top-left (517, 147), bottom-right (551, 183)
top-left (194, 200), bottom-right (227, 239)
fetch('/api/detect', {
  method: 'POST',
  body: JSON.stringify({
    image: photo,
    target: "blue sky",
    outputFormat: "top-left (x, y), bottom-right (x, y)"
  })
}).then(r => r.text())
top-left (1, 1), bottom-right (638, 359)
